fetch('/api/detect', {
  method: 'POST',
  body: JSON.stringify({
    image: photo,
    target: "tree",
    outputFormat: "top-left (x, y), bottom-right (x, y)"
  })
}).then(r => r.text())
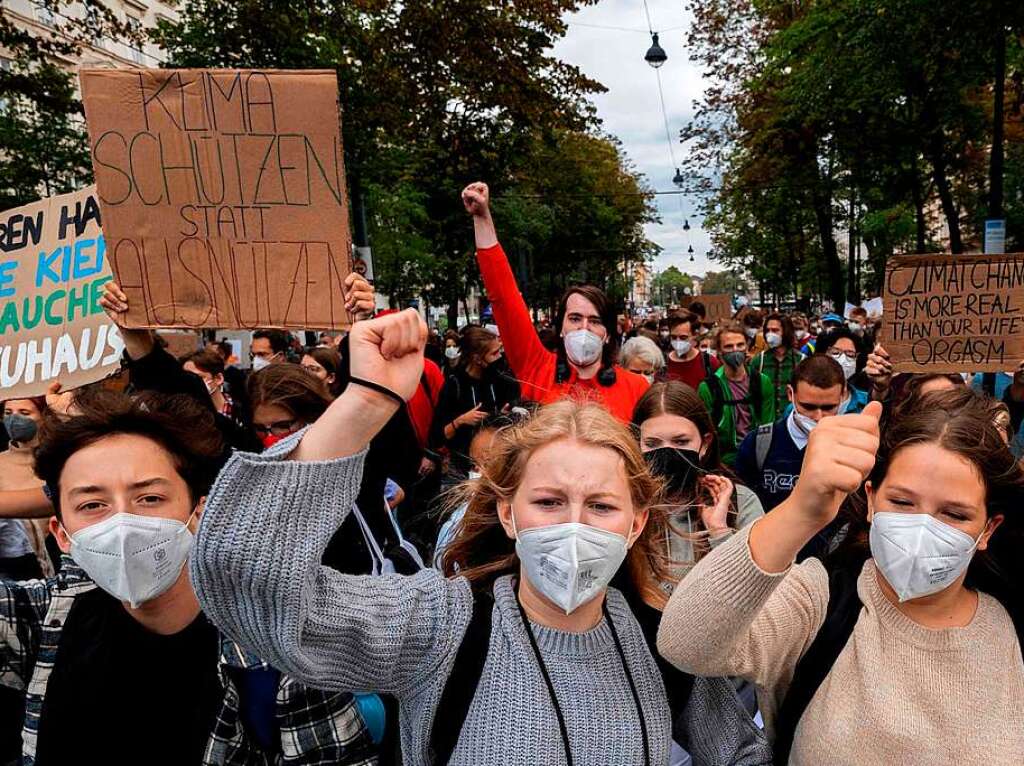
top-left (0, 4), bottom-right (129, 207)
top-left (701, 269), bottom-right (748, 296)
top-left (651, 266), bottom-right (693, 306)
top-left (153, 0), bottom-right (638, 324)
top-left (681, 0), bottom-right (1024, 308)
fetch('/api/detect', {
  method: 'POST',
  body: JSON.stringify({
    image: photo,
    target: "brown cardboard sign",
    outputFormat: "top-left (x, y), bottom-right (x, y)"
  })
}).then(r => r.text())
top-left (882, 253), bottom-right (1024, 372)
top-left (0, 187), bottom-right (125, 400)
top-left (80, 68), bottom-right (352, 330)
top-left (699, 294), bottom-right (733, 324)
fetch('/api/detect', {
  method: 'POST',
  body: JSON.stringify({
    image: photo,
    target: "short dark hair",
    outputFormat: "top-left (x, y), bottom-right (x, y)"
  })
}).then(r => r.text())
top-left (185, 349), bottom-right (226, 377)
top-left (792, 355), bottom-right (845, 392)
top-left (252, 329), bottom-right (291, 355)
top-left (667, 312), bottom-right (699, 334)
top-left (34, 390), bottom-right (225, 519)
top-left (687, 301), bottom-right (706, 320)
top-left (247, 363), bottom-right (332, 425)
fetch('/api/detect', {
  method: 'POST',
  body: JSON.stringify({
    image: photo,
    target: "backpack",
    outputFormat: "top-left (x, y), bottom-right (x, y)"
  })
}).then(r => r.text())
top-left (754, 423), bottom-right (774, 472)
top-left (426, 584), bottom-right (770, 766)
top-left (426, 586), bottom-right (698, 766)
top-left (708, 370), bottom-right (764, 426)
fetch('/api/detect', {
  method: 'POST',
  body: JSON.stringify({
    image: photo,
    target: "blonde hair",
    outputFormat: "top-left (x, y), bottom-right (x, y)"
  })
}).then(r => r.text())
top-left (440, 399), bottom-right (673, 609)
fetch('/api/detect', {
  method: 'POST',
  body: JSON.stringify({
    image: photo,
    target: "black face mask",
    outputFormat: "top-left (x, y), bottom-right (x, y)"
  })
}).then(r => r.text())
top-left (643, 447), bottom-right (702, 497)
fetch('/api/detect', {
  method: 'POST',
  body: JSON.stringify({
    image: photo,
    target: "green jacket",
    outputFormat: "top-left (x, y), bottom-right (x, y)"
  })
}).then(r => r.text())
top-left (750, 348), bottom-right (805, 416)
top-left (698, 367), bottom-right (776, 465)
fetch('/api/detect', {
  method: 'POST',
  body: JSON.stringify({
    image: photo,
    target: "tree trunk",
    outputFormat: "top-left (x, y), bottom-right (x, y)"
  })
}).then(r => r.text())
top-left (846, 186), bottom-right (859, 304)
top-left (911, 165), bottom-right (927, 253)
top-left (927, 135), bottom-right (964, 253)
top-left (989, 10), bottom-right (1006, 221)
top-left (809, 179), bottom-right (844, 311)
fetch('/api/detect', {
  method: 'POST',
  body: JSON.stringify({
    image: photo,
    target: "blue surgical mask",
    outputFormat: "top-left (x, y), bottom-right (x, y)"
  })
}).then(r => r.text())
top-left (3, 414), bottom-right (37, 444)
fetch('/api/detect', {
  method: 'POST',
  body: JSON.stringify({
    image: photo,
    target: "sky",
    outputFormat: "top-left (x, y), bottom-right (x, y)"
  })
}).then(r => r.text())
top-left (552, 0), bottom-right (714, 277)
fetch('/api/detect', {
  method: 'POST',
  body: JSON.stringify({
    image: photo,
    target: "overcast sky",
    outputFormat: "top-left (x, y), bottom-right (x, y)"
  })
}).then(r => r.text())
top-left (553, 0), bottom-right (714, 277)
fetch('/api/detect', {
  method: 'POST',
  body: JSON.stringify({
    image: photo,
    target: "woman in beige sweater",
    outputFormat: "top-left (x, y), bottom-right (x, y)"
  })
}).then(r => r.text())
top-left (657, 388), bottom-right (1024, 765)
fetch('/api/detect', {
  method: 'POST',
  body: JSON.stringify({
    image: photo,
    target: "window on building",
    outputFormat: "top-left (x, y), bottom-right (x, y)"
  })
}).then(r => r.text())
top-left (126, 15), bottom-right (144, 64)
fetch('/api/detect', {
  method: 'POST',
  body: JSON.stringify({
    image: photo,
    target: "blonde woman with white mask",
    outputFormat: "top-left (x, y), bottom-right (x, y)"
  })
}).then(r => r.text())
top-left (193, 310), bottom-right (686, 765)
top-left (658, 388), bottom-right (1024, 765)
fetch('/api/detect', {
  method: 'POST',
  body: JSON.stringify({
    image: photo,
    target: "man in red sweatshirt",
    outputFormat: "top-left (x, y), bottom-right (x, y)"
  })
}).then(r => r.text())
top-left (462, 182), bottom-right (649, 422)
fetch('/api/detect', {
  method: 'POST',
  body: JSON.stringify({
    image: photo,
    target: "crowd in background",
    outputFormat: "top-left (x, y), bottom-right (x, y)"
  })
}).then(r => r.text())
top-left (0, 181), bottom-right (1019, 765)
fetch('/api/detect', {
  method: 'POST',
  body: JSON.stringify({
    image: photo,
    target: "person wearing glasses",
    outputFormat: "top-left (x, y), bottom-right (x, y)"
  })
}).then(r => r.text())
top-left (736, 356), bottom-right (849, 560)
top-left (249, 329), bottom-right (291, 370)
top-left (812, 326), bottom-right (870, 414)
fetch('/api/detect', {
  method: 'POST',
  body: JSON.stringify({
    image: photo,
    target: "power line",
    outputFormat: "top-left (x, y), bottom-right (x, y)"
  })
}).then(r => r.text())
top-left (566, 21), bottom-right (686, 34)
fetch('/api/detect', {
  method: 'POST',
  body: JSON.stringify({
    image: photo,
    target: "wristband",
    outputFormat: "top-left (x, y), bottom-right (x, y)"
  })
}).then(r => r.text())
top-left (348, 376), bottom-right (406, 407)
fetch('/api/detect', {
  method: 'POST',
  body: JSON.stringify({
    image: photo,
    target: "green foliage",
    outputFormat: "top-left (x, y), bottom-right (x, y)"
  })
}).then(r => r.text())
top-left (153, 0), bottom-right (655, 317)
top-left (684, 0), bottom-right (1024, 308)
top-left (651, 266), bottom-right (693, 305)
top-left (0, 3), bottom-right (130, 207)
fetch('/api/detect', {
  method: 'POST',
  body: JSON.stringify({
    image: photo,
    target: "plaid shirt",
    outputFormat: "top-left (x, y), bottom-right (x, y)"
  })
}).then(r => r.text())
top-left (751, 348), bottom-right (805, 415)
top-left (1, 560), bottom-right (377, 766)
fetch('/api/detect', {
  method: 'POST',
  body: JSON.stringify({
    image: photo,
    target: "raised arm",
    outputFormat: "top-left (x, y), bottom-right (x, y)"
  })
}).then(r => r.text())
top-left (190, 310), bottom-right (473, 696)
top-left (0, 488), bottom-right (52, 519)
top-left (658, 402), bottom-right (881, 698)
top-left (462, 182), bottom-right (551, 386)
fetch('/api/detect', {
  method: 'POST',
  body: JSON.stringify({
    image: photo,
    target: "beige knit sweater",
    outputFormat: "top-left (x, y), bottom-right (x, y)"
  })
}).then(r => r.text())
top-left (656, 524), bottom-right (1024, 765)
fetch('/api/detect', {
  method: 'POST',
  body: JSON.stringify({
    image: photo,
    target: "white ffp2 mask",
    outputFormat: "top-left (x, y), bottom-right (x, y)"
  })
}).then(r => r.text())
top-left (68, 512), bottom-right (195, 608)
top-left (671, 339), bottom-right (691, 357)
top-left (563, 329), bottom-right (603, 367)
top-left (869, 511), bottom-right (983, 602)
top-left (514, 516), bottom-right (629, 614)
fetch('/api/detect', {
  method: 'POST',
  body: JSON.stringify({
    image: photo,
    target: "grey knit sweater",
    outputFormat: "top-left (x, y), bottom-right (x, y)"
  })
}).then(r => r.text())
top-left (190, 433), bottom-right (672, 766)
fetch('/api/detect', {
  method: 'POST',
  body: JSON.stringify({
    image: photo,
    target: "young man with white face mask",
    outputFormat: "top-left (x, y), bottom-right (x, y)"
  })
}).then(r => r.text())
top-left (664, 312), bottom-right (721, 389)
top-left (736, 357), bottom-right (846, 558)
top-left (0, 391), bottom-right (378, 766)
top-left (461, 182), bottom-right (649, 422)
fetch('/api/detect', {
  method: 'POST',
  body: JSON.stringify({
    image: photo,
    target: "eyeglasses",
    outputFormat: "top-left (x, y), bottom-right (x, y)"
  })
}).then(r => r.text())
top-left (253, 418), bottom-right (298, 436)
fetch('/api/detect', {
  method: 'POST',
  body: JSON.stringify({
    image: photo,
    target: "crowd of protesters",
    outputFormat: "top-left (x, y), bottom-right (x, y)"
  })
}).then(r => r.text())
top-left (0, 180), bottom-right (1020, 766)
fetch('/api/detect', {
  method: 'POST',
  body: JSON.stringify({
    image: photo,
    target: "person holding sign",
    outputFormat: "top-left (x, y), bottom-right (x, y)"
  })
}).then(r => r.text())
top-left (462, 182), bottom-right (649, 422)
top-left (658, 390), bottom-right (1024, 764)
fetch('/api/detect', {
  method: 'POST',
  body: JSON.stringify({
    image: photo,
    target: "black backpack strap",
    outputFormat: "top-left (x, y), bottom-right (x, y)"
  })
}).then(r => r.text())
top-left (772, 562), bottom-right (863, 765)
top-left (428, 588), bottom-right (494, 765)
top-left (709, 377), bottom-right (725, 424)
top-left (750, 369), bottom-right (764, 416)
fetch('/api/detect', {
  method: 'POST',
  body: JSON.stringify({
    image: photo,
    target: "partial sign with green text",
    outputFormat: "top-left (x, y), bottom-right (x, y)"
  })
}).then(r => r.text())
top-left (0, 187), bottom-right (124, 399)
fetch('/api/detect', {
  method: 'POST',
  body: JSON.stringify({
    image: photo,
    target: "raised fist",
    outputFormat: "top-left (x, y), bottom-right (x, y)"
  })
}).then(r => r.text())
top-left (461, 182), bottom-right (491, 218)
top-left (792, 400), bottom-right (882, 525)
top-left (347, 308), bottom-right (427, 402)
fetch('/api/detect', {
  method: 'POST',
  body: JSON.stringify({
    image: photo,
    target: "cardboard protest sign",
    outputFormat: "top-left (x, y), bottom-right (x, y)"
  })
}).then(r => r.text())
top-left (80, 68), bottom-right (352, 331)
top-left (882, 253), bottom-right (1024, 373)
top-left (699, 294), bottom-right (734, 323)
top-left (0, 187), bottom-right (125, 400)
top-left (157, 330), bottom-right (200, 359)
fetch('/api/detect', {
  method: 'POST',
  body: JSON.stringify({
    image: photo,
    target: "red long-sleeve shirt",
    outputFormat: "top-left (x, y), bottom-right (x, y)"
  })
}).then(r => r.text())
top-left (477, 243), bottom-right (649, 422)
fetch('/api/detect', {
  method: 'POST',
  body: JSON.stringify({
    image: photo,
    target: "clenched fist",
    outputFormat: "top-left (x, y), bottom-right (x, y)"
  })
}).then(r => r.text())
top-left (792, 400), bottom-right (883, 525)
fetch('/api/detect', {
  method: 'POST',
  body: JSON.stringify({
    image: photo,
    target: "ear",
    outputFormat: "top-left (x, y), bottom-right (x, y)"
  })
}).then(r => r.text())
top-left (49, 516), bottom-right (72, 554)
top-left (326, 373), bottom-right (336, 387)
top-left (628, 506), bottom-right (650, 548)
top-left (191, 497), bottom-right (206, 531)
top-left (978, 514), bottom-right (1004, 552)
top-left (864, 480), bottom-right (876, 522)
top-left (496, 501), bottom-right (516, 540)
top-left (214, 373), bottom-right (225, 386)
top-left (786, 384), bottom-right (795, 404)
top-left (699, 432), bottom-right (714, 459)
